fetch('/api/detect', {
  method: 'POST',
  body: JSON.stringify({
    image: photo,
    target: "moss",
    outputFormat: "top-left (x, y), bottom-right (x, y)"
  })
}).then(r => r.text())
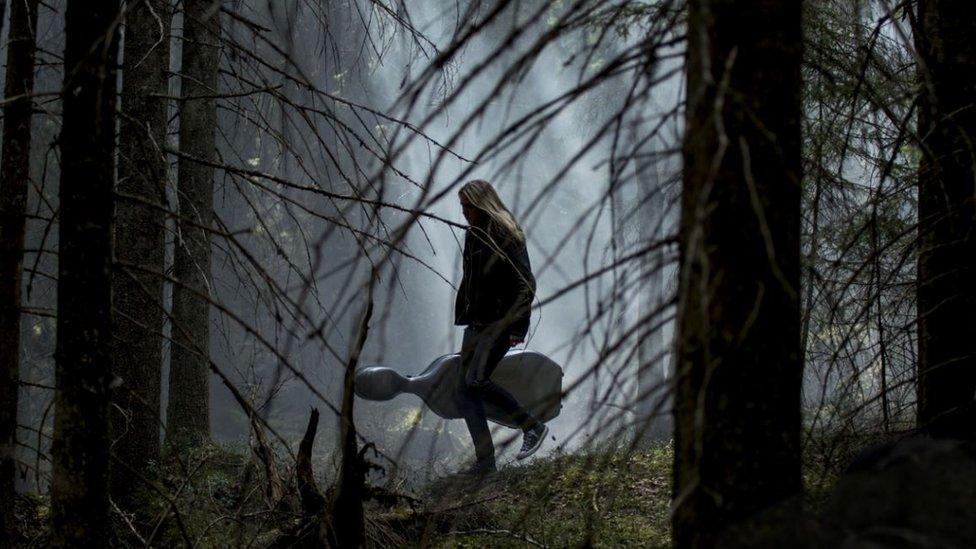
top-left (121, 442), bottom-right (277, 548)
top-left (12, 433), bottom-right (883, 546)
top-left (414, 443), bottom-right (674, 547)
top-left (9, 492), bottom-right (50, 545)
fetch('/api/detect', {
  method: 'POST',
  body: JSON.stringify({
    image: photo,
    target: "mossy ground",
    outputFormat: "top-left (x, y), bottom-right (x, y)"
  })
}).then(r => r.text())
top-left (381, 443), bottom-right (674, 548)
top-left (11, 433), bottom-right (892, 547)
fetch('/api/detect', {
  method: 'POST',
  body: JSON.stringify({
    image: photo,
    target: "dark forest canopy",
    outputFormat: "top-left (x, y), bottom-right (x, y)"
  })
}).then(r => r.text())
top-left (1, 0), bottom-right (974, 546)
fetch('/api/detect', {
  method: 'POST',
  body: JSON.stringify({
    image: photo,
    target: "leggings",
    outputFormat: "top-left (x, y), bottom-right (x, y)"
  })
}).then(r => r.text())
top-left (457, 324), bottom-right (537, 466)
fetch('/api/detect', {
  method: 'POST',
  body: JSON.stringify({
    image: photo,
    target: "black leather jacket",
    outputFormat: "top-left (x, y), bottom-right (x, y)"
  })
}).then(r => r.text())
top-left (454, 226), bottom-right (536, 338)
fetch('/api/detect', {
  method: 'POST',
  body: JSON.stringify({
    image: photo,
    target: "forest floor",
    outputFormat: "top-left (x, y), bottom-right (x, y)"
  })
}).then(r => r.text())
top-left (396, 444), bottom-right (675, 547)
top-left (10, 434), bottom-right (880, 547)
top-left (11, 443), bottom-right (680, 547)
top-left (379, 437), bottom-right (854, 548)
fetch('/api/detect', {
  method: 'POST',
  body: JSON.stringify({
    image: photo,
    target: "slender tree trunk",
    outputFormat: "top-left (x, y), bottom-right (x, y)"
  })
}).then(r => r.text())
top-left (634, 151), bottom-right (669, 446)
top-left (0, 0), bottom-right (40, 538)
top-left (672, 0), bottom-right (804, 545)
top-left (914, 0), bottom-right (976, 440)
top-left (167, 0), bottom-right (219, 448)
top-left (50, 1), bottom-right (121, 545)
top-left (111, 0), bottom-right (171, 505)
top-left (0, 2), bottom-right (6, 50)
top-left (326, 287), bottom-right (373, 548)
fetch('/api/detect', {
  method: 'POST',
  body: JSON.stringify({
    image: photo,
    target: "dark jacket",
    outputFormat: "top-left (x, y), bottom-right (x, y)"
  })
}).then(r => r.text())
top-left (454, 226), bottom-right (536, 338)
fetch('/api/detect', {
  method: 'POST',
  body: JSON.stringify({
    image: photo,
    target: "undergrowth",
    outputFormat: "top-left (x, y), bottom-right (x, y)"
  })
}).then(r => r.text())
top-left (10, 431), bottom-right (901, 547)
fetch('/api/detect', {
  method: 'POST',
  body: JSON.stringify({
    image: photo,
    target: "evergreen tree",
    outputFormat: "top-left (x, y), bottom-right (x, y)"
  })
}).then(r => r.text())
top-left (50, 1), bottom-right (121, 544)
top-left (167, 0), bottom-right (220, 448)
top-left (0, 0), bottom-right (40, 537)
top-left (111, 0), bottom-right (172, 508)
top-left (672, 0), bottom-right (805, 545)
top-left (914, 0), bottom-right (976, 440)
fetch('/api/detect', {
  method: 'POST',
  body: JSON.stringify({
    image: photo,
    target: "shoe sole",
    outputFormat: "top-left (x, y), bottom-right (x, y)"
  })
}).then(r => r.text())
top-left (517, 424), bottom-right (549, 460)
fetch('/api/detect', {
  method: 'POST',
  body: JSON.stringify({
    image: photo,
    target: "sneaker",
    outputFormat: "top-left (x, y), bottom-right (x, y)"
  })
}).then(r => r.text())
top-left (516, 423), bottom-right (548, 460)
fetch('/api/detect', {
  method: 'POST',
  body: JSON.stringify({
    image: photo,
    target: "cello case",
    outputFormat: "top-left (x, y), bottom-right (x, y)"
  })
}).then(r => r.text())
top-left (354, 350), bottom-right (563, 428)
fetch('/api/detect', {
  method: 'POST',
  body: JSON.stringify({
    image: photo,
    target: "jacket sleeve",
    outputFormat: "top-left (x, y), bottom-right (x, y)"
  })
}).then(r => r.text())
top-left (503, 239), bottom-right (536, 338)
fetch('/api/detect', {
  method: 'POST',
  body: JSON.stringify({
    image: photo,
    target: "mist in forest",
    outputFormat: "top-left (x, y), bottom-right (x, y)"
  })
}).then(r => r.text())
top-left (208, 0), bottom-right (685, 474)
top-left (7, 0), bottom-right (970, 546)
top-left (7, 0), bottom-right (683, 487)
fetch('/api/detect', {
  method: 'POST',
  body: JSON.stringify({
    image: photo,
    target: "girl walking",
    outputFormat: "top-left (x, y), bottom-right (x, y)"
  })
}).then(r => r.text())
top-left (454, 180), bottom-right (548, 476)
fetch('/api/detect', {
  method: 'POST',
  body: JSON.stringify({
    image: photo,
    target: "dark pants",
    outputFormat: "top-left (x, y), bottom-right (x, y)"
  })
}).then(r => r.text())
top-left (458, 324), bottom-right (537, 466)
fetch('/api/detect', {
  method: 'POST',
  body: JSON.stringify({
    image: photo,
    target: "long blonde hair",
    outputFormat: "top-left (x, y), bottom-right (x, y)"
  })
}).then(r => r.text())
top-left (459, 179), bottom-right (525, 245)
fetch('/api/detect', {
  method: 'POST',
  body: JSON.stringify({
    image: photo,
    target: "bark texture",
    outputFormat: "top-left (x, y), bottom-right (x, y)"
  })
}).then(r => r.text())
top-left (50, 1), bottom-right (121, 545)
top-left (0, 0), bottom-right (39, 537)
top-left (167, 0), bottom-right (219, 448)
top-left (915, 0), bottom-right (976, 440)
top-left (672, 0), bottom-right (804, 546)
top-left (111, 0), bottom-right (171, 504)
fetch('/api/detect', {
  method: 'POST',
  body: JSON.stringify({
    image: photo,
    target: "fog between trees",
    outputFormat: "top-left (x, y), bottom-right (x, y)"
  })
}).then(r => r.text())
top-left (2, 0), bottom-right (974, 546)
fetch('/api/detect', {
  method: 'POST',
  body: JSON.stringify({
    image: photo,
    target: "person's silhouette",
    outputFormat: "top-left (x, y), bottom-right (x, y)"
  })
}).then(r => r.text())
top-left (454, 179), bottom-right (548, 476)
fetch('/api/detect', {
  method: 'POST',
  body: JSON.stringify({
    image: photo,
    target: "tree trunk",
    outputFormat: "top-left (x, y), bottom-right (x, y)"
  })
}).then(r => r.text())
top-left (0, 0), bottom-right (39, 538)
top-left (250, 412), bottom-right (286, 510)
top-left (50, 1), bottom-right (121, 545)
top-left (634, 149), bottom-right (670, 446)
top-left (914, 0), bottom-right (976, 440)
top-left (672, 0), bottom-right (804, 546)
top-left (296, 409), bottom-right (325, 518)
top-left (326, 290), bottom-right (374, 548)
top-left (0, 2), bottom-right (7, 48)
top-left (167, 0), bottom-right (219, 449)
top-left (111, 0), bottom-right (171, 506)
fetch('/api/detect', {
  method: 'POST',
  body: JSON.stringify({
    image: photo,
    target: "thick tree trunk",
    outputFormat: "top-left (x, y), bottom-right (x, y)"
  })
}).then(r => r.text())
top-left (111, 0), bottom-right (171, 505)
top-left (672, 0), bottom-right (804, 546)
top-left (50, 1), bottom-right (121, 545)
top-left (167, 0), bottom-right (219, 448)
top-left (0, 0), bottom-right (39, 537)
top-left (915, 0), bottom-right (976, 440)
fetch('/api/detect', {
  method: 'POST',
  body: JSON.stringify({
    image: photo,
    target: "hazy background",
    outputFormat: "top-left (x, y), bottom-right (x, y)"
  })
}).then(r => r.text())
top-left (7, 0), bottom-right (914, 490)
